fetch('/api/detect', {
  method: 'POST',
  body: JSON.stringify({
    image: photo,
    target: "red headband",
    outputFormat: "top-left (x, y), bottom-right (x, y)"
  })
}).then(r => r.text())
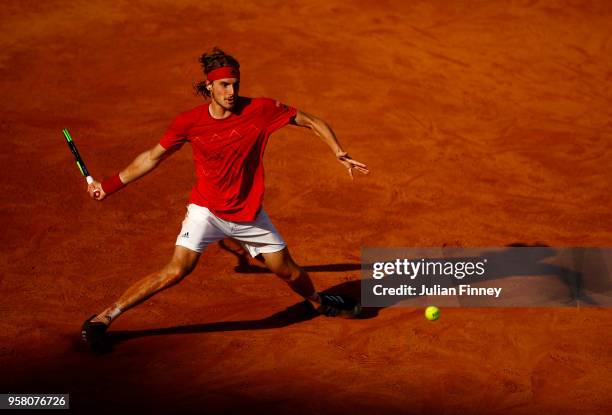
top-left (207, 66), bottom-right (240, 81)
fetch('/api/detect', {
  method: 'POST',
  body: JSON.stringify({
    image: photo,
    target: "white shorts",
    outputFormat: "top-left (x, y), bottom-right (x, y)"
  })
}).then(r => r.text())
top-left (175, 204), bottom-right (286, 257)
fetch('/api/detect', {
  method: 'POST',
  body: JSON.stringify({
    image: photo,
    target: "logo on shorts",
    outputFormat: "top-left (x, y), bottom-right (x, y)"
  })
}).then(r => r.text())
top-left (181, 232), bottom-right (190, 238)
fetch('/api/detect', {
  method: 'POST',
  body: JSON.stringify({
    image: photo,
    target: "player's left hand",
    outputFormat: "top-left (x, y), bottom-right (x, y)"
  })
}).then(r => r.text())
top-left (336, 151), bottom-right (370, 179)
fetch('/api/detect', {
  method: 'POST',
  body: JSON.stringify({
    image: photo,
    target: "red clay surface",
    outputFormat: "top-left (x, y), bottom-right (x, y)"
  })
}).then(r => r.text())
top-left (1, 1), bottom-right (611, 413)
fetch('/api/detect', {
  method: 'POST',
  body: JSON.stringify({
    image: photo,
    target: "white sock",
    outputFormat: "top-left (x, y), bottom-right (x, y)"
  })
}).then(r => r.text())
top-left (97, 306), bottom-right (122, 324)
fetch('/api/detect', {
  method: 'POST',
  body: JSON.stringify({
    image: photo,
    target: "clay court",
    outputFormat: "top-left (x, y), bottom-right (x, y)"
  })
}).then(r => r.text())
top-left (1, 0), bottom-right (611, 413)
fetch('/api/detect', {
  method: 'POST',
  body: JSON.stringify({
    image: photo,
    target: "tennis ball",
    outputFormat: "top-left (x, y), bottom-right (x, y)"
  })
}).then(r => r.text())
top-left (425, 306), bottom-right (440, 321)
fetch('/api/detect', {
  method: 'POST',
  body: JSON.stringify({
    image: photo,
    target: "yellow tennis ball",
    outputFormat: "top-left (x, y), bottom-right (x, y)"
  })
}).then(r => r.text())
top-left (425, 306), bottom-right (440, 321)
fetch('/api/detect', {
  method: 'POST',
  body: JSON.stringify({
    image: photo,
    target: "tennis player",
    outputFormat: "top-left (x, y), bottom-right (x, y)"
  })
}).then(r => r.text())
top-left (81, 47), bottom-right (369, 351)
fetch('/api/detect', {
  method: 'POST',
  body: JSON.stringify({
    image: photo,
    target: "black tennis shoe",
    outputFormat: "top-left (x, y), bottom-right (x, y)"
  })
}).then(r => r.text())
top-left (81, 314), bottom-right (110, 353)
top-left (316, 293), bottom-right (361, 317)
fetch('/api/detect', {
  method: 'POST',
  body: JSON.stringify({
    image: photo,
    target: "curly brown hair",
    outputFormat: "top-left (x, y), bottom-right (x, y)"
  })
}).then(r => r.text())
top-left (194, 47), bottom-right (240, 98)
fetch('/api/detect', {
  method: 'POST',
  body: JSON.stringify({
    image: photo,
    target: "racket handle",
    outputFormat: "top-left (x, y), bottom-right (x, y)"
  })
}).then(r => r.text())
top-left (86, 176), bottom-right (101, 198)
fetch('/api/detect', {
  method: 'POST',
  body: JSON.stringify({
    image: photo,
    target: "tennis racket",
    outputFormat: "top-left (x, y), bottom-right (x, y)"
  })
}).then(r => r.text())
top-left (62, 128), bottom-right (100, 198)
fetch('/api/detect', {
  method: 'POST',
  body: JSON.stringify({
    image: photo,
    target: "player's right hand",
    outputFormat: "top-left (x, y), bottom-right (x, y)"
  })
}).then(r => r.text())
top-left (87, 180), bottom-right (106, 201)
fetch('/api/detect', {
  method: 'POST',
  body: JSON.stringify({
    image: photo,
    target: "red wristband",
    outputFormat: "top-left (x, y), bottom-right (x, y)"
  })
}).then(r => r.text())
top-left (101, 173), bottom-right (126, 195)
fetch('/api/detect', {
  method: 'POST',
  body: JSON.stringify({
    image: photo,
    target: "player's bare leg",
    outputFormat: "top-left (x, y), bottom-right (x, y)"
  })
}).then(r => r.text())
top-left (219, 238), bottom-right (267, 272)
top-left (89, 246), bottom-right (201, 327)
top-left (261, 248), bottom-right (360, 317)
top-left (261, 248), bottom-right (319, 304)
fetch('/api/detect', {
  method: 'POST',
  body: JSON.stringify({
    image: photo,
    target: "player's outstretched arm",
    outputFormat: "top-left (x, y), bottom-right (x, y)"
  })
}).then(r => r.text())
top-left (291, 110), bottom-right (369, 179)
top-left (87, 144), bottom-right (173, 201)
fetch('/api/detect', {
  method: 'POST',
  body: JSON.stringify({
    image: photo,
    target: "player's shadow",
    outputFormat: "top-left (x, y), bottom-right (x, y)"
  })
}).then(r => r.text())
top-left (108, 300), bottom-right (318, 344)
top-left (102, 242), bottom-right (609, 351)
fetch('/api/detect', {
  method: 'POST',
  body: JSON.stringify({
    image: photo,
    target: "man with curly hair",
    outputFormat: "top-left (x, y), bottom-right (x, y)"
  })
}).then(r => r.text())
top-left (81, 47), bottom-right (369, 351)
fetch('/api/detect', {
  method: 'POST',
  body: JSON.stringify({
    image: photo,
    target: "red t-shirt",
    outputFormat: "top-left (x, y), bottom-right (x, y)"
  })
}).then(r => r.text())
top-left (159, 97), bottom-right (297, 222)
